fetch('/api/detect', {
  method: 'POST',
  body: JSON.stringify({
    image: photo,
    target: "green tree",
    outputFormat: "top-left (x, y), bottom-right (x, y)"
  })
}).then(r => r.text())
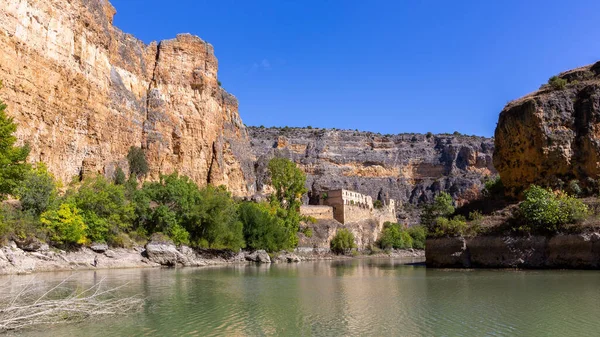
top-left (114, 166), bottom-right (126, 185)
top-left (134, 173), bottom-right (244, 250)
top-left (41, 203), bottom-right (87, 245)
top-left (268, 157), bottom-right (307, 208)
top-left (0, 86), bottom-right (30, 199)
top-left (378, 222), bottom-right (413, 249)
top-left (421, 192), bottom-right (455, 228)
top-left (239, 201), bottom-right (291, 252)
top-left (127, 146), bottom-right (149, 178)
top-left (15, 164), bottom-right (56, 216)
top-left (64, 175), bottom-right (134, 243)
top-left (267, 157), bottom-right (307, 248)
top-left (330, 228), bottom-right (356, 255)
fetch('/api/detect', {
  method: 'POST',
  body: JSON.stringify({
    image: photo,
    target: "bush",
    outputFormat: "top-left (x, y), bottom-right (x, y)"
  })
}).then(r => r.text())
top-left (468, 210), bottom-right (483, 221)
top-left (407, 225), bottom-right (427, 249)
top-left (378, 222), bottom-right (412, 249)
top-left (0, 96), bottom-right (30, 199)
top-left (40, 203), bottom-right (87, 246)
top-left (64, 176), bottom-right (134, 243)
top-left (429, 216), bottom-right (468, 237)
top-left (303, 227), bottom-right (313, 238)
top-left (127, 146), bottom-right (149, 178)
top-left (483, 176), bottom-right (504, 198)
top-left (239, 202), bottom-right (290, 252)
top-left (421, 192), bottom-right (455, 228)
top-left (15, 164), bottom-right (57, 216)
top-left (0, 206), bottom-right (45, 242)
top-left (113, 167), bottom-right (126, 185)
top-left (135, 174), bottom-right (244, 250)
top-left (548, 76), bottom-right (567, 90)
top-left (373, 200), bottom-right (383, 209)
top-left (519, 185), bottom-right (589, 232)
top-left (330, 228), bottom-right (356, 255)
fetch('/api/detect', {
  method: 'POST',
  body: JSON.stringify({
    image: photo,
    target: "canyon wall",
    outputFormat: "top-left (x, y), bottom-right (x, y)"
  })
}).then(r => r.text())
top-left (495, 61), bottom-right (600, 196)
top-left (250, 127), bottom-right (495, 223)
top-left (0, 0), bottom-right (255, 195)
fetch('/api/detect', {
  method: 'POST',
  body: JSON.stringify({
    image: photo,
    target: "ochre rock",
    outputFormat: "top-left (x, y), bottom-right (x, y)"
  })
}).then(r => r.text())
top-left (0, 0), bottom-right (255, 196)
top-left (494, 62), bottom-right (600, 195)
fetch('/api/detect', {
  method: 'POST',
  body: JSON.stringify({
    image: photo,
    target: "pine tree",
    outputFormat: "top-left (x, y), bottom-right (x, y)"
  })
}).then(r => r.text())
top-left (0, 81), bottom-right (30, 199)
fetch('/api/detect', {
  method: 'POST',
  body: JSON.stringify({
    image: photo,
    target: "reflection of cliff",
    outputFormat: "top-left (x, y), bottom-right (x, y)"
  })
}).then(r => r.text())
top-left (0, 0), bottom-right (255, 196)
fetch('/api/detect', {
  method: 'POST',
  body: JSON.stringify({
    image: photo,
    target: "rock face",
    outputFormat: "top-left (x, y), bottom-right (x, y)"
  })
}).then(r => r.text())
top-left (426, 233), bottom-right (600, 269)
top-left (250, 127), bottom-right (495, 223)
top-left (0, 0), bottom-right (255, 196)
top-left (495, 62), bottom-right (600, 195)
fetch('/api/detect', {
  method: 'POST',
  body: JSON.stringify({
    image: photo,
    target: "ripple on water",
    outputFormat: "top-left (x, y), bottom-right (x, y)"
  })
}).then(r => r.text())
top-left (3, 262), bottom-right (600, 336)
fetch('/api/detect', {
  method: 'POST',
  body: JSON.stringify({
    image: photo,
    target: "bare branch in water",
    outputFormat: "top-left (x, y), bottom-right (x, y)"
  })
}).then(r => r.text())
top-left (0, 276), bottom-right (144, 332)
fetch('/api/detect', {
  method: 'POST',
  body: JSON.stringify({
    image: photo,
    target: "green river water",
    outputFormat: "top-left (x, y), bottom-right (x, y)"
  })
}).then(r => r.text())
top-left (3, 257), bottom-right (600, 336)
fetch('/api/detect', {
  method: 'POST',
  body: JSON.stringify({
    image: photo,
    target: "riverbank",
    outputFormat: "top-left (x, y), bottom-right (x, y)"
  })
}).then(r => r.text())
top-left (0, 240), bottom-right (424, 275)
top-left (426, 232), bottom-right (600, 269)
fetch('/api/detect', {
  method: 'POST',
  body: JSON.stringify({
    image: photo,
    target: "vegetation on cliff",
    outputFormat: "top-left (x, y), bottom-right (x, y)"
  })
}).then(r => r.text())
top-left (0, 95), bottom-right (309, 253)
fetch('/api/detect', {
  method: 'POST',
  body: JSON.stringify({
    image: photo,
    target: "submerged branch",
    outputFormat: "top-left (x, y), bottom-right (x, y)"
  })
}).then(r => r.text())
top-left (0, 277), bottom-right (144, 332)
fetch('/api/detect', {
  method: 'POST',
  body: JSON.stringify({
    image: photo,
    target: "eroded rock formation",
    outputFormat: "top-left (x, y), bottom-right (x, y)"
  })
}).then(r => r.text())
top-left (426, 233), bottom-right (600, 269)
top-left (250, 127), bottom-right (495, 223)
top-left (495, 62), bottom-right (600, 196)
top-left (0, 0), bottom-right (255, 195)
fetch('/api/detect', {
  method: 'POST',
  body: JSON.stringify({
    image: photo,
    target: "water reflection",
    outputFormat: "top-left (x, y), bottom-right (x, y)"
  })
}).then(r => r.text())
top-left (3, 258), bottom-right (600, 336)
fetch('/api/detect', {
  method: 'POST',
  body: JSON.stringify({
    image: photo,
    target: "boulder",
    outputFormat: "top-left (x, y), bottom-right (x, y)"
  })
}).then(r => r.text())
top-left (273, 251), bottom-right (302, 263)
top-left (145, 240), bottom-right (184, 266)
top-left (14, 237), bottom-right (47, 252)
top-left (90, 242), bottom-right (109, 253)
top-left (245, 250), bottom-right (271, 263)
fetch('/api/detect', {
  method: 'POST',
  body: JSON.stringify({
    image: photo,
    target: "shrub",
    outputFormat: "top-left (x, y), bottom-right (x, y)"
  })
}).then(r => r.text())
top-left (430, 216), bottom-right (468, 237)
top-left (64, 176), bottom-right (134, 243)
top-left (483, 176), bottom-right (504, 198)
top-left (0, 206), bottom-right (45, 242)
top-left (468, 210), bottom-right (483, 221)
top-left (40, 203), bottom-right (87, 246)
top-left (135, 174), bottom-right (244, 250)
top-left (303, 227), bottom-right (313, 238)
top-left (519, 185), bottom-right (589, 232)
top-left (421, 192), bottom-right (455, 228)
top-left (127, 146), bottom-right (149, 178)
top-left (330, 228), bottom-right (356, 255)
top-left (0, 95), bottom-right (30, 199)
top-left (378, 222), bottom-right (412, 249)
top-left (567, 180), bottom-right (582, 196)
top-left (15, 164), bottom-right (57, 216)
top-left (239, 202), bottom-right (290, 252)
top-left (114, 167), bottom-right (126, 185)
top-left (548, 76), bottom-right (567, 90)
top-left (407, 225), bottom-right (427, 249)
top-left (426, 132), bottom-right (433, 139)
top-left (373, 200), bottom-right (383, 209)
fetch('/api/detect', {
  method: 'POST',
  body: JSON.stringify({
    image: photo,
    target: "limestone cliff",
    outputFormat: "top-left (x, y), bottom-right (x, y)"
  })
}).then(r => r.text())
top-left (495, 61), bottom-right (600, 196)
top-left (426, 233), bottom-right (600, 269)
top-left (0, 0), bottom-right (255, 195)
top-left (249, 127), bottom-right (495, 223)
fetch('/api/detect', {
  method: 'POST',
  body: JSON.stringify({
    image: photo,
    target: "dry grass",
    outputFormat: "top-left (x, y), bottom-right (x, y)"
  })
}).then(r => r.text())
top-left (0, 275), bottom-right (144, 332)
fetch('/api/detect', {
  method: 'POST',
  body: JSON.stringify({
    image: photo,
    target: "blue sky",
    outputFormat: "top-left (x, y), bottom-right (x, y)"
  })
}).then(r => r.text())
top-left (111, 0), bottom-right (600, 137)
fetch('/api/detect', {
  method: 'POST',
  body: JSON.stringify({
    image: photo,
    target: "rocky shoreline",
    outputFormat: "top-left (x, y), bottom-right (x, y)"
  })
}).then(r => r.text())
top-left (426, 233), bottom-right (600, 269)
top-left (0, 240), bottom-right (424, 275)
